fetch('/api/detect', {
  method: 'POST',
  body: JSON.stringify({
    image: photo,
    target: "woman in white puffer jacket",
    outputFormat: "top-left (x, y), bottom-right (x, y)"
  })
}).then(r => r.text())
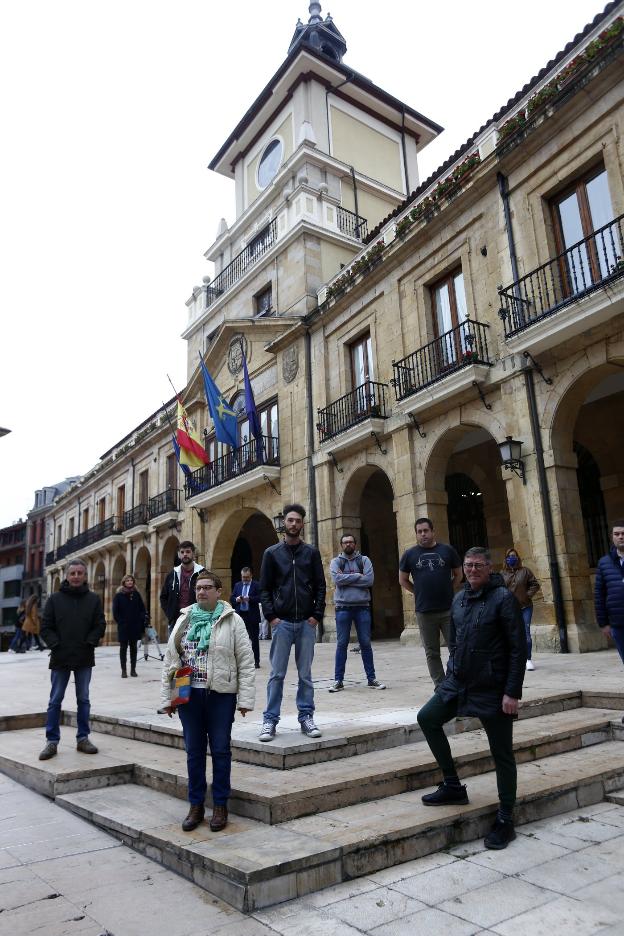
top-left (159, 570), bottom-right (255, 833)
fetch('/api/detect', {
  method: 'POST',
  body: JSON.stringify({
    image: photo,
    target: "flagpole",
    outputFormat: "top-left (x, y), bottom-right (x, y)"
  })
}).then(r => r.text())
top-left (166, 374), bottom-right (184, 404)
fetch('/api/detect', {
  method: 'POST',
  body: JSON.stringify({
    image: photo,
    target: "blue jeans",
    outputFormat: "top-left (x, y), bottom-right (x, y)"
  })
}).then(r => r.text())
top-left (45, 667), bottom-right (92, 743)
top-left (178, 688), bottom-right (237, 806)
top-left (263, 619), bottom-right (316, 725)
top-left (610, 626), bottom-right (624, 664)
top-left (335, 606), bottom-right (376, 682)
top-left (522, 606), bottom-right (533, 660)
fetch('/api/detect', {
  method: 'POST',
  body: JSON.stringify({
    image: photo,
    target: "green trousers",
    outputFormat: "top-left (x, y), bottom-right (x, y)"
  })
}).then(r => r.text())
top-left (417, 692), bottom-right (517, 812)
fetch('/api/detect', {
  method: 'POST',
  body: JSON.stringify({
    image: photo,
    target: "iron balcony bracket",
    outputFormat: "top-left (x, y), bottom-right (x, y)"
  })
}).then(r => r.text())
top-left (407, 413), bottom-right (426, 438)
top-left (370, 431), bottom-right (387, 455)
top-left (523, 351), bottom-right (553, 385)
top-left (262, 473), bottom-right (281, 496)
top-left (472, 380), bottom-right (493, 410)
top-left (328, 451), bottom-right (344, 473)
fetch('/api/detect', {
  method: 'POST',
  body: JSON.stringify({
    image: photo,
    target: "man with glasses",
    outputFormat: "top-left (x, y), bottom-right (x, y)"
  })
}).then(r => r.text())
top-left (418, 547), bottom-right (526, 850)
top-left (399, 518), bottom-right (462, 687)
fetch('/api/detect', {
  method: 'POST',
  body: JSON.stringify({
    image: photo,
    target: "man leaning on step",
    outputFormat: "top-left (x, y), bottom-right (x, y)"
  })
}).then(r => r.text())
top-left (418, 546), bottom-right (526, 850)
top-left (39, 558), bottom-right (107, 761)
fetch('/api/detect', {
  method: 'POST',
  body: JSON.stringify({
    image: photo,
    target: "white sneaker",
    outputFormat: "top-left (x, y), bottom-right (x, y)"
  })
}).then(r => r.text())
top-left (300, 717), bottom-right (321, 738)
top-left (258, 720), bottom-right (276, 742)
top-left (526, 660), bottom-right (535, 671)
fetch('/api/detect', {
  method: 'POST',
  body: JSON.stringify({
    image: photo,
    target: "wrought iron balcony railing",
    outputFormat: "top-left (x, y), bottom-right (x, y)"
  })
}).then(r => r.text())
top-left (498, 214), bottom-right (624, 337)
top-left (392, 319), bottom-right (492, 402)
top-left (58, 517), bottom-right (123, 557)
top-left (185, 435), bottom-right (279, 499)
top-left (45, 550), bottom-right (55, 566)
top-left (205, 220), bottom-right (277, 310)
top-left (317, 381), bottom-right (389, 442)
top-left (149, 489), bottom-right (180, 519)
top-left (337, 206), bottom-right (369, 241)
top-left (123, 504), bottom-right (149, 530)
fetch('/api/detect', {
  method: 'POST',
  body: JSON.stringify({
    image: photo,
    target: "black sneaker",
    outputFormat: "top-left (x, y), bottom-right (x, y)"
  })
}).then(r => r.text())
top-left (368, 679), bottom-right (386, 690)
top-left (421, 782), bottom-right (469, 806)
top-left (484, 818), bottom-right (516, 850)
top-left (329, 681), bottom-right (344, 692)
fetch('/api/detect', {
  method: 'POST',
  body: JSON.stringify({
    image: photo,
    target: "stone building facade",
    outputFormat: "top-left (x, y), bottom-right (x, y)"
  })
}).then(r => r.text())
top-left (45, 3), bottom-right (624, 653)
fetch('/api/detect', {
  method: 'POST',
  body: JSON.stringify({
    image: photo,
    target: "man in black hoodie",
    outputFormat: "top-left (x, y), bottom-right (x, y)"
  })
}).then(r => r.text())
top-left (418, 547), bottom-right (526, 850)
top-left (39, 558), bottom-right (106, 760)
top-left (160, 541), bottom-right (205, 634)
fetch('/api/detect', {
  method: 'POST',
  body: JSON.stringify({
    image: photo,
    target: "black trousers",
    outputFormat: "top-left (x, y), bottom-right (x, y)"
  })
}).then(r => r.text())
top-left (119, 640), bottom-right (138, 671)
top-left (242, 618), bottom-right (260, 666)
top-left (417, 692), bottom-right (517, 812)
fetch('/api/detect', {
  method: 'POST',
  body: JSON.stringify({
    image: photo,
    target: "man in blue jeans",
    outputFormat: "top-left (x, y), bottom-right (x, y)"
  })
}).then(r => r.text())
top-left (258, 504), bottom-right (326, 741)
top-left (39, 558), bottom-right (106, 760)
top-left (329, 534), bottom-right (386, 692)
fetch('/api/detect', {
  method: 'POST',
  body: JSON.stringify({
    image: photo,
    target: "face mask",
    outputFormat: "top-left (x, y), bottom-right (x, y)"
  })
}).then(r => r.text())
top-left (506, 555), bottom-right (519, 568)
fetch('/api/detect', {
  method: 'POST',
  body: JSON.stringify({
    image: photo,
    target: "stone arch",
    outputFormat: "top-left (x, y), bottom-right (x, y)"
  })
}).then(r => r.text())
top-left (160, 536), bottom-right (180, 575)
top-left (339, 464), bottom-right (402, 638)
top-left (53, 575), bottom-right (61, 593)
top-left (93, 559), bottom-right (106, 609)
top-left (134, 546), bottom-right (151, 614)
top-left (210, 508), bottom-right (278, 596)
top-left (111, 553), bottom-right (126, 592)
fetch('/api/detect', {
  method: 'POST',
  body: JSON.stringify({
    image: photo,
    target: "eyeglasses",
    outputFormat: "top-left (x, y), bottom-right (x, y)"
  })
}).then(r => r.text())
top-left (196, 584), bottom-right (217, 590)
top-left (463, 562), bottom-right (488, 570)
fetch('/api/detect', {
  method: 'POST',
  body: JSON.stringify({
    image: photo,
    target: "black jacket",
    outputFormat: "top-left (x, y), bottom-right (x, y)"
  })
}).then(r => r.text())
top-left (437, 573), bottom-right (526, 718)
top-left (159, 563), bottom-right (204, 625)
top-left (260, 540), bottom-right (326, 623)
top-left (41, 582), bottom-right (106, 670)
top-left (595, 547), bottom-right (624, 629)
top-left (112, 589), bottom-right (147, 642)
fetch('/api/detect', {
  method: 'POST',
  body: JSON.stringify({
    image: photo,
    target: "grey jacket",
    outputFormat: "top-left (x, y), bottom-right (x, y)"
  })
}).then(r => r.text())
top-left (330, 552), bottom-right (374, 607)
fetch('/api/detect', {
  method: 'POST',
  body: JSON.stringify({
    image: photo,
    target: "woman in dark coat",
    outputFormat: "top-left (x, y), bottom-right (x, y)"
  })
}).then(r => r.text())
top-left (112, 575), bottom-right (146, 677)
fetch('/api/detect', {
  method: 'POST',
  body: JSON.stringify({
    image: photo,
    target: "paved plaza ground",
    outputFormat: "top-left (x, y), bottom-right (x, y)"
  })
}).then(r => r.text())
top-left (1, 642), bottom-right (624, 935)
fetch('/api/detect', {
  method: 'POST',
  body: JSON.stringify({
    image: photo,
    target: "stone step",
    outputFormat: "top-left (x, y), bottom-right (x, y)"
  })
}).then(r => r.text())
top-left (1, 707), bottom-right (620, 824)
top-left (60, 688), bottom-right (585, 769)
top-left (55, 739), bottom-right (624, 912)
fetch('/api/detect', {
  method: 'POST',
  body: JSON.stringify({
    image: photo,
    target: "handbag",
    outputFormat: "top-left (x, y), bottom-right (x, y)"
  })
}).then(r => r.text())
top-left (170, 666), bottom-right (193, 707)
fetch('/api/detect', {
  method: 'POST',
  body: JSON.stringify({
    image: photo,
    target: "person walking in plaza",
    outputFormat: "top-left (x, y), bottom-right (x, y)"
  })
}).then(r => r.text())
top-left (38, 559), bottom-right (106, 760)
top-left (8, 602), bottom-right (27, 653)
top-left (418, 546), bottom-right (526, 850)
top-left (21, 595), bottom-right (46, 650)
top-left (258, 503), bottom-right (326, 741)
top-left (501, 548), bottom-right (540, 671)
top-left (160, 541), bottom-right (205, 634)
top-left (113, 574), bottom-right (147, 678)
top-left (595, 520), bottom-right (624, 667)
top-left (399, 518), bottom-right (462, 687)
top-left (230, 566), bottom-right (261, 669)
top-left (159, 570), bottom-right (255, 833)
top-left (328, 533), bottom-right (385, 692)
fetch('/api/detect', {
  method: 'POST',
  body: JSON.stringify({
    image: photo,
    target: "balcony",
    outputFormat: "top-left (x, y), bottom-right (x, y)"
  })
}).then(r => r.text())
top-left (45, 550), bottom-right (55, 566)
top-left (317, 381), bottom-right (390, 452)
top-left (185, 435), bottom-right (280, 507)
top-left (56, 517), bottom-right (124, 561)
top-left (337, 206), bottom-right (368, 241)
top-left (149, 489), bottom-right (180, 519)
top-left (498, 214), bottom-right (624, 351)
top-left (123, 503), bottom-right (149, 530)
top-left (205, 220), bottom-right (277, 311)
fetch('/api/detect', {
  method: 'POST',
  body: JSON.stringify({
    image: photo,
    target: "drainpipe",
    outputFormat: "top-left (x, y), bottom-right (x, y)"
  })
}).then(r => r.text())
top-left (401, 106), bottom-right (410, 195)
top-left (497, 172), bottom-right (568, 651)
top-left (325, 73), bottom-right (361, 238)
top-left (130, 458), bottom-right (136, 571)
top-left (304, 327), bottom-right (321, 642)
top-left (523, 366), bottom-right (569, 653)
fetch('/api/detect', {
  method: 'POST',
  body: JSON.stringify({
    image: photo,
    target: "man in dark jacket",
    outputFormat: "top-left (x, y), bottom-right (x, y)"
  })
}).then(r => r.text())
top-left (39, 558), bottom-right (107, 760)
top-left (230, 566), bottom-right (262, 669)
top-left (418, 546), bottom-right (526, 850)
top-left (159, 541), bottom-right (204, 633)
top-left (258, 503), bottom-right (326, 741)
top-left (595, 520), bottom-right (624, 665)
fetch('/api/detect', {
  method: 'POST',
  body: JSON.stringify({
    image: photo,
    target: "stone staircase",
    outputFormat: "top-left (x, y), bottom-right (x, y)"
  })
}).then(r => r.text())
top-left (1, 689), bottom-right (623, 912)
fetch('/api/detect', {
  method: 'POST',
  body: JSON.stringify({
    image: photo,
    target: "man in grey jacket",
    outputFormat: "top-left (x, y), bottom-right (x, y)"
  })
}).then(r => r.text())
top-left (328, 534), bottom-right (386, 692)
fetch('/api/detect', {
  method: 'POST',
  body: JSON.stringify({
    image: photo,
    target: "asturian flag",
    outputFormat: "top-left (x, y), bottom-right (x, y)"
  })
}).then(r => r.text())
top-left (198, 352), bottom-right (238, 448)
top-left (176, 400), bottom-right (209, 469)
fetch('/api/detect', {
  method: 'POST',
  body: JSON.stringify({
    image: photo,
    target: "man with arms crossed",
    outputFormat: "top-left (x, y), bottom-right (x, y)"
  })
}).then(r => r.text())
top-left (399, 518), bottom-right (462, 687)
top-left (418, 547), bottom-right (526, 850)
top-left (258, 504), bottom-right (326, 741)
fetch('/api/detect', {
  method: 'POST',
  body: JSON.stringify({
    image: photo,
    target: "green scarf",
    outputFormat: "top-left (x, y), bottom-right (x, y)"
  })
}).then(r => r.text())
top-left (186, 601), bottom-right (224, 651)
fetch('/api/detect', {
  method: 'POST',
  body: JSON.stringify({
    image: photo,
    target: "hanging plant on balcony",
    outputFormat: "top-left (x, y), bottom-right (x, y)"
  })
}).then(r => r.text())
top-left (498, 109), bottom-right (528, 142)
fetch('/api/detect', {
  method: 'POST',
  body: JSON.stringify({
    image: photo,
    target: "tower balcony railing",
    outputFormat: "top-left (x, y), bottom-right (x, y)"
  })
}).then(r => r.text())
top-left (337, 206), bottom-right (369, 241)
top-left (498, 214), bottom-right (624, 337)
top-left (205, 220), bottom-right (277, 310)
top-left (123, 503), bottom-right (149, 530)
top-left (149, 489), bottom-right (180, 519)
top-left (392, 319), bottom-right (492, 401)
top-left (185, 435), bottom-right (279, 499)
top-left (317, 381), bottom-right (389, 442)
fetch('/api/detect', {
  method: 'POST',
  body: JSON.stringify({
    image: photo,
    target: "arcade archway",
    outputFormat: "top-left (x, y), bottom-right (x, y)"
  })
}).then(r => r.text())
top-left (211, 508), bottom-right (278, 596)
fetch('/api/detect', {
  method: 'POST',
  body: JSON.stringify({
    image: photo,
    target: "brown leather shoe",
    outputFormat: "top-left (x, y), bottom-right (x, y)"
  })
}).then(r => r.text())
top-left (182, 804), bottom-right (205, 832)
top-left (210, 805), bottom-right (228, 832)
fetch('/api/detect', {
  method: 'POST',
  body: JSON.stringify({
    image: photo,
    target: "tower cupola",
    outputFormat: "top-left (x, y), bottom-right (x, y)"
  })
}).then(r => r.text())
top-left (288, 2), bottom-right (347, 63)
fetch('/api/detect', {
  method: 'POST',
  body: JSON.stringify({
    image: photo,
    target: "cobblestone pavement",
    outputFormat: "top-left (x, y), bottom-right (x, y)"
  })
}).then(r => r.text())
top-left (1, 644), bottom-right (623, 935)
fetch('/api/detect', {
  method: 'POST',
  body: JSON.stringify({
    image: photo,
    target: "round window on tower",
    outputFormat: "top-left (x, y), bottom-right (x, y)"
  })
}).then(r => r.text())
top-left (257, 138), bottom-right (283, 189)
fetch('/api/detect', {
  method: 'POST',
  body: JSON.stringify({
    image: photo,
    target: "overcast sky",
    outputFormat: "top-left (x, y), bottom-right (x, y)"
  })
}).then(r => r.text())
top-left (0, 0), bottom-right (606, 528)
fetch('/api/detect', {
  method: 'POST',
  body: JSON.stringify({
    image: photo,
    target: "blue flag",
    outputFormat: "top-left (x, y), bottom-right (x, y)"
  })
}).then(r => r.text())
top-left (198, 353), bottom-right (238, 448)
top-left (243, 350), bottom-right (263, 464)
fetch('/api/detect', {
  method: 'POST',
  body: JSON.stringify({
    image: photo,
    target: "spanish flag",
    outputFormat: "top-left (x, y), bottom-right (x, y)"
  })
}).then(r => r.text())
top-left (176, 401), bottom-right (209, 469)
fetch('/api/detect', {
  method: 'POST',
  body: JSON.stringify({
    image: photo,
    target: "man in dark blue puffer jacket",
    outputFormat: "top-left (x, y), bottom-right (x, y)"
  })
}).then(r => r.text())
top-left (595, 520), bottom-right (624, 666)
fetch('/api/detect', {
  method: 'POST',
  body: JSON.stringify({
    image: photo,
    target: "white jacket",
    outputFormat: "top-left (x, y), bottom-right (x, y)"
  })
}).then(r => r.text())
top-left (159, 601), bottom-right (255, 711)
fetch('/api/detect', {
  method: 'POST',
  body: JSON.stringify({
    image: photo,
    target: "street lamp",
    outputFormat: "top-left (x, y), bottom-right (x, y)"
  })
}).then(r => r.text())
top-left (273, 513), bottom-right (285, 534)
top-left (498, 436), bottom-right (526, 484)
